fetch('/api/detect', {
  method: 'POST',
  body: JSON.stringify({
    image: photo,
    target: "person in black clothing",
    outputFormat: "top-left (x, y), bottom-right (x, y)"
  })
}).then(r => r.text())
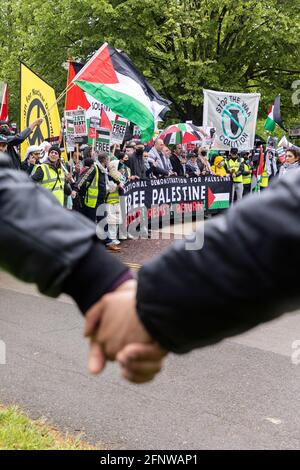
top-left (128, 141), bottom-right (147, 178)
top-left (73, 152), bottom-right (109, 222)
top-left (0, 118), bottom-right (43, 169)
top-left (170, 144), bottom-right (183, 174)
top-left (0, 134), bottom-right (8, 154)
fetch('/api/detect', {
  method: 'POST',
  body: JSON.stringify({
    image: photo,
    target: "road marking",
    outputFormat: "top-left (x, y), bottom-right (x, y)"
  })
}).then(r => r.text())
top-left (125, 262), bottom-right (142, 271)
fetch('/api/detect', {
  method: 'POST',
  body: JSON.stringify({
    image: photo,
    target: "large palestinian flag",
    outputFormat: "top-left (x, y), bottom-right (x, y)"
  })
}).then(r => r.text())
top-left (73, 43), bottom-right (171, 142)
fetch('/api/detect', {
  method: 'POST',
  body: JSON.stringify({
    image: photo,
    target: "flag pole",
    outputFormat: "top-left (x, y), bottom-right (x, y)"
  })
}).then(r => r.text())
top-left (41, 82), bottom-right (75, 121)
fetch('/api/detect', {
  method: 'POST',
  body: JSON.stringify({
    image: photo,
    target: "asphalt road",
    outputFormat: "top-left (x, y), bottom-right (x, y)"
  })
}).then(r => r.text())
top-left (1, 273), bottom-right (300, 450)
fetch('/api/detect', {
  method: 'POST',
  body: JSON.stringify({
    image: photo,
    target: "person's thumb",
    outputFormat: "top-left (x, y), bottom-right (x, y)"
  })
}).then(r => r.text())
top-left (84, 304), bottom-right (104, 337)
top-left (88, 340), bottom-right (106, 375)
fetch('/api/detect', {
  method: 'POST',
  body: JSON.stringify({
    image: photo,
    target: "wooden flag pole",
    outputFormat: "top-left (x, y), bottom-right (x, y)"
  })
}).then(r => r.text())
top-left (41, 82), bottom-right (75, 121)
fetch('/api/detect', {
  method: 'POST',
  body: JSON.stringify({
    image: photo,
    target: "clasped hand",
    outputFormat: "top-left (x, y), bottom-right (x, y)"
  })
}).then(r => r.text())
top-left (84, 280), bottom-right (167, 384)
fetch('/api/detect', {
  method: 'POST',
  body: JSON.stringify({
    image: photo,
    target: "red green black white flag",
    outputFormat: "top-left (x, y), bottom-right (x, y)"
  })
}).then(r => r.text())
top-left (72, 43), bottom-right (171, 142)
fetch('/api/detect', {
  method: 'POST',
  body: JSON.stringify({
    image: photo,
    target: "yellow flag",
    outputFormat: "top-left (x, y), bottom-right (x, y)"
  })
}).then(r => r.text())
top-left (20, 63), bottom-right (61, 159)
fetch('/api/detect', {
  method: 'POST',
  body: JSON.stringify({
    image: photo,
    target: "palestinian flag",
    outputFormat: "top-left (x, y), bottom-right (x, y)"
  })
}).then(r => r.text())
top-left (65, 61), bottom-right (90, 111)
top-left (73, 43), bottom-right (171, 142)
top-left (0, 82), bottom-right (8, 121)
top-left (264, 95), bottom-right (285, 132)
top-left (207, 187), bottom-right (230, 210)
top-left (100, 107), bottom-right (113, 131)
top-left (253, 145), bottom-right (265, 192)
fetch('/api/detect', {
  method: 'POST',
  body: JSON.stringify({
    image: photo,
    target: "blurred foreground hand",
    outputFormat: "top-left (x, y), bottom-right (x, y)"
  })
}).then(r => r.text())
top-left (84, 280), bottom-right (167, 383)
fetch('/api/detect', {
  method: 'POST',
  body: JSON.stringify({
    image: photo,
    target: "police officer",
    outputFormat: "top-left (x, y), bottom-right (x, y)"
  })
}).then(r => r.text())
top-left (31, 145), bottom-right (70, 205)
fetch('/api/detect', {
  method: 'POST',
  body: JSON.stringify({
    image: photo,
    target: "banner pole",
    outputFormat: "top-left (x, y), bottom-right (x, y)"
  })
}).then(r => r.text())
top-left (41, 82), bottom-right (75, 120)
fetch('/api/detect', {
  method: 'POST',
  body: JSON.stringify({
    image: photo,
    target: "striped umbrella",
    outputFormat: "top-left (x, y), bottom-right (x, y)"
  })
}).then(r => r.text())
top-left (157, 123), bottom-right (204, 145)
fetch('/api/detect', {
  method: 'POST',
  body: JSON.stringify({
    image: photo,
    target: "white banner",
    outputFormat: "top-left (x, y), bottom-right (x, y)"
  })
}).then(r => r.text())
top-left (111, 117), bottom-right (128, 145)
top-left (203, 89), bottom-right (260, 151)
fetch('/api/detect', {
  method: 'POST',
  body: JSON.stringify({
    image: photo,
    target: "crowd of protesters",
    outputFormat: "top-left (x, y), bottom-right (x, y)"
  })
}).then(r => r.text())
top-left (0, 118), bottom-right (299, 252)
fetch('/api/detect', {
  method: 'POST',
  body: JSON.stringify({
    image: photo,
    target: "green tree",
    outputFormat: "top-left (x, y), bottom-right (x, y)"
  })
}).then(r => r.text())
top-left (0, 0), bottom-right (299, 130)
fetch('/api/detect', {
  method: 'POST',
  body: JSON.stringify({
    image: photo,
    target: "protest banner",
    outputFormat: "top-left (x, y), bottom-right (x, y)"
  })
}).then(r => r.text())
top-left (123, 176), bottom-right (232, 224)
top-left (73, 110), bottom-right (87, 137)
top-left (133, 125), bottom-right (141, 139)
top-left (64, 111), bottom-right (75, 152)
top-left (95, 128), bottom-right (111, 153)
top-left (111, 117), bottom-right (128, 145)
top-left (20, 63), bottom-right (61, 159)
top-left (203, 89), bottom-right (260, 151)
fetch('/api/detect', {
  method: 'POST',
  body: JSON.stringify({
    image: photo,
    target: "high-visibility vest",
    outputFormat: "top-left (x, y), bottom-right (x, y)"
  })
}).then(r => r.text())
top-left (243, 163), bottom-right (252, 185)
top-left (84, 164), bottom-right (99, 208)
top-left (260, 163), bottom-right (269, 188)
top-left (106, 189), bottom-right (120, 205)
top-left (227, 159), bottom-right (243, 183)
top-left (33, 163), bottom-right (65, 205)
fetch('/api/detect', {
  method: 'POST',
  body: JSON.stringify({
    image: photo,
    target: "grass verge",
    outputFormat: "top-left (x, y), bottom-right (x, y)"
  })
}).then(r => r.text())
top-left (0, 405), bottom-right (100, 450)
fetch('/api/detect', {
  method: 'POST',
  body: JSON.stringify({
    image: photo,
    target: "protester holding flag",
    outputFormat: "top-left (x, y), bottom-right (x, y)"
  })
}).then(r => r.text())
top-left (31, 146), bottom-right (71, 206)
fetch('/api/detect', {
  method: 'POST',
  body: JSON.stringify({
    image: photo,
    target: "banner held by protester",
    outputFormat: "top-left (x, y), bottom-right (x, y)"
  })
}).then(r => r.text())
top-left (203, 89), bottom-right (260, 151)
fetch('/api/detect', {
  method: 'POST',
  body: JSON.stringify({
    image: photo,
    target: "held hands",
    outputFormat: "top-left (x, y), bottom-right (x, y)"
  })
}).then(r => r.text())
top-left (84, 280), bottom-right (167, 383)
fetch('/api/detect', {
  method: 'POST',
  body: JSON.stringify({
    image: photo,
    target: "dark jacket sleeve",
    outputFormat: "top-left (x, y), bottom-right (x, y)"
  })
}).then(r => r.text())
top-left (235, 162), bottom-right (244, 177)
top-left (0, 157), bottom-right (129, 313)
top-left (136, 171), bottom-right (300, 353)
top-left (7, 127), bottom-right (32, 146)
top-left (31, 166), bottom-right (44, 182)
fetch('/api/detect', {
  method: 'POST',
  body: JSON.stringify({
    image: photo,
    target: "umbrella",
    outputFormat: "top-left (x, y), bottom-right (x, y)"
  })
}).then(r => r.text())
top-left (157, 123), bottom-right (204, 145)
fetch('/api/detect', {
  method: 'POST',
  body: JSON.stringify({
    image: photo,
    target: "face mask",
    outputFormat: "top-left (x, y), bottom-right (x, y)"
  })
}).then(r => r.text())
top-left (219, 161), bottom-right (225, 167)
top-left (201, 151), bottom-right (207, 157)
top-left (245, 159), bottom-right (250, 165)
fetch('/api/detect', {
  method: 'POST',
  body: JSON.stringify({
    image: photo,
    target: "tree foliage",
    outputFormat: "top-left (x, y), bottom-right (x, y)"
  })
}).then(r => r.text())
top-left (0, 0), bottom-right (300, 128)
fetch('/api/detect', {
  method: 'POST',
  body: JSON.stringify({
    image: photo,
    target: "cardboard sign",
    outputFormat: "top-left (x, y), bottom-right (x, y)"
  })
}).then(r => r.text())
top-left (73, 110), bottom-right (87, 137)
top-left (111, 118), bottom-right (128, 145)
